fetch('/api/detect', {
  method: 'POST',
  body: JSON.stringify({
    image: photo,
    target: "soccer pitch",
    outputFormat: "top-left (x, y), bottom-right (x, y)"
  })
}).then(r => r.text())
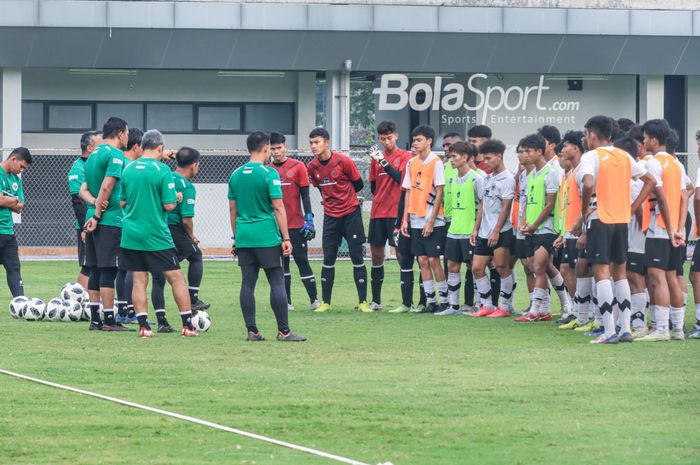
top-left (1, 260), bottom-right (698, 465)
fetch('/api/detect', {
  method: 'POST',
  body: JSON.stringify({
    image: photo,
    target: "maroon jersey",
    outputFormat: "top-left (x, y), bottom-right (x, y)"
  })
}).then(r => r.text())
top-left (307, 152), bottom-right (361, 218)
top-left (369, 148), bottom-right (411, 219)
top-left (270, 158), bottom-right (309, 229)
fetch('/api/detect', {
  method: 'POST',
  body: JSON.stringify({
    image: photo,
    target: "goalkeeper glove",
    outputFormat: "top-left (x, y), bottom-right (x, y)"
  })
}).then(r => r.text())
top-left (300, 213), bottom-right (316, 241)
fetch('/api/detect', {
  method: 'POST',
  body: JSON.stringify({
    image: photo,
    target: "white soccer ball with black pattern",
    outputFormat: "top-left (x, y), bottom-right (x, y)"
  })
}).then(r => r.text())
top-left (61, 300), bottom-right (83, 322)
top-left (9, 296), bottom-right (29, 319)
top-left (24, 298), bottom-right (45, 321)
top-left (191, 311), bottom-right (211, 332)
top-left (45, 298), bottom-right (64, 321)
top-left (61, 282), bottom-right (88, 304)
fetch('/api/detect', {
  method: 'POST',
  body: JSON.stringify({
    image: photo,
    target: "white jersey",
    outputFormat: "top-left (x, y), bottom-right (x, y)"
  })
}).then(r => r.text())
top-left (478, 169), bottom-right (515, 239)
top-left (402, 153), bottom-right (446, 229)
top-left (646, 153), bottom-right (685, 240)
top-left (516, 168), bottom-right (530, 240)
top-left (579, 146), bottom-right (647, 223)
top-left (628, 179), bottom-right (646, 253)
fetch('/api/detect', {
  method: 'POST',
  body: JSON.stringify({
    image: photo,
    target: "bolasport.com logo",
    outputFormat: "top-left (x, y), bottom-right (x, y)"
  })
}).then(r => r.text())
top-left (373, 73), bottom-right (581, 125)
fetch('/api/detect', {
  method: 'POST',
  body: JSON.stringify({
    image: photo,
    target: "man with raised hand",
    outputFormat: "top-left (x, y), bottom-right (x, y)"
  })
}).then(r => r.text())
top-left (579, 116), bottom-right (655, 344)
top-left (229, 132), bottom-right (305, 342)
top-left (307, 128), bottom-right (369, 313)
top-left (119, 130), bottom-right (197, 338)
top-left (366, 121), bottom-right (412, 311)
top-left (269, 132), bottom-right (319, 311)
top-left (69, 131), bottom-right (101, 289)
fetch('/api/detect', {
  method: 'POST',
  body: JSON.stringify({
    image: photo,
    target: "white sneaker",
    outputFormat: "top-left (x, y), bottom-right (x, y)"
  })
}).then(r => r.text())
top-left (632, 326), bottom-right (649, 339)
top-left (670, 329), bottom-right (686, 340)
top-left (309, 300), bottom-right (321, 311)
top-left (287, 304), bottom-right (295, 311)
top-left (636, 329), bottom-right (671, 342)
top-left (369, 301), bottom-right (383, 311)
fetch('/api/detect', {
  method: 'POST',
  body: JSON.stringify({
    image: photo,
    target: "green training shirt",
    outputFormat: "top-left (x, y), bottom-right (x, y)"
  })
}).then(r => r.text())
top-left (445, 171), bottom-right (478, 236)
top-left (228, 162), bottom-right (283, 249)
top-left (120, 158), bottom-right (178, 251)
top-left (0, 167), bottom-right (24, 236)
top-left (443, 162), bottom-right (457, 219)
top-left (84, 144), bottom-right (125, 228)
top-left (68, 156), bottom-right (87, 230)
top-left (168, 172), bottom-right (196, 225)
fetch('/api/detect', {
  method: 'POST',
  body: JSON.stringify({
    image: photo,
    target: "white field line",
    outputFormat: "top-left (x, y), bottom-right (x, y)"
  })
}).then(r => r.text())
top-left (0, 368), bottom-right (385, 465)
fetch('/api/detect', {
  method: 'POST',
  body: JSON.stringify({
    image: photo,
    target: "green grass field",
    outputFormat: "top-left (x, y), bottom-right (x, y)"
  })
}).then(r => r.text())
top-left (0, 260), bottom-right (698, 465)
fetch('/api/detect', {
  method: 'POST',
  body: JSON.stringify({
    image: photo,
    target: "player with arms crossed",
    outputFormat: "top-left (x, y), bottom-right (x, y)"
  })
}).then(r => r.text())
top-left (119, 130), bottom-right (197, 338)
top-left (307, 128), bottom-right (369, 313)
top-left (229, 132), bottom-right (305, 342)
top-left (366, 121), bottom-right (412, 311)
top-left (269, 132), bottom-right (319, 311)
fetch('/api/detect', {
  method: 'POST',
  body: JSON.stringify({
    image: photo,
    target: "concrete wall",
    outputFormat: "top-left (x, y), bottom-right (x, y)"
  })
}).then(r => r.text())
top-left (687, 76), bottom-right (700, 156)
top-left (20, 69), bottom-right (317, 150)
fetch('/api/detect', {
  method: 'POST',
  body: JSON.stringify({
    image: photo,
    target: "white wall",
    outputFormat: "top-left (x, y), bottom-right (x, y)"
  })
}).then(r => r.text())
top-left (687, 76), bottom-right (700, 154)
top-left (20, 68), bottom-right (315, 150)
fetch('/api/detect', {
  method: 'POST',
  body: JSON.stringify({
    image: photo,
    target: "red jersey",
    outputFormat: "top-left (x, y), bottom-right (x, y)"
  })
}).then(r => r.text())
top-left (270, 158), bottom-right (309, 229)
top-left (307, 152), bottom-right (361, 218)
top-left (369, 148), bottom-right (411, 219)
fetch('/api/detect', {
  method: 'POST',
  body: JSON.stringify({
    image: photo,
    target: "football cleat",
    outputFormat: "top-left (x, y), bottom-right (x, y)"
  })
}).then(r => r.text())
top-left (514, 312), bottom-right (538, 322)
top-left (139, 327), bottom-right (154, 338)
top-left (573, 320), bottom-right (598, 332)
top-left (556, 313), bottom-right (577, 325)
top-left (247, 331), bottom-right (265, 342)
top-left (410, 304), bottom-right (427, 313)
top-left (486, 308), bottom-right (511, 318)
top-left (687, 328), bottom-right (700, 339)
top-left (535, 313), bottom-right (552, 322)
top-left (356, 301), bottom-right (373, 313)
top-left (670, 329), bottom-right (686, 341)
top-left (468, 306), bottom-right (495, 317)
top-left (590, 333), bottom-right (619, 344)
top-left (157, 324), bottom-right (175, 334)
top-left (277, 331), bottom-right (307, 342)
top-left (434, 307), bottom-right (464, 316)
top-left (369, 302), bottom-right (383, 311)
top-left (636, 329), bottom-right (671, 342)
top-left (287, 303), bottom-right (295, 311)
top-left (618, 332), bottom-right (634, 343)
top-left (309, 300), bottom-right (321, 311)
top-left (181, 326), bottom-right (198, 337)
top-left (559, 318), bottom-right (583, 330)
top-left (389, 304), bottom-right (411, 314)
top-left (314, 302), bottom-right (332, 313)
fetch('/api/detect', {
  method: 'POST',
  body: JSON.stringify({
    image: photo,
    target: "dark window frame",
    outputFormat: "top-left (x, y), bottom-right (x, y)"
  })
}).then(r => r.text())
top-left (22, 100), bottom-right (296, 135)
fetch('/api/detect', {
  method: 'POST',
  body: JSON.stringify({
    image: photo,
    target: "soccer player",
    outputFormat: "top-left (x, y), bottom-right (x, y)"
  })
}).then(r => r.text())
top-left (0, 148), bottom-right (31, 297)
top-left (119, 130), bottom-right (197, 338)
top-left (578, 116), bottom-right (654, 344)
top-left (69, 131), bottom-right (101, 289)
top-left (469, 139), bottom-right (515, 318)
top-left (150, 147), bottom-right (210, 333)
top-left (269, 132), bottom-right (319, 311)
top-left (438, 141), bottom-right (482, 315)
top-left (467, 125), bottom-right (492, 174)
top-left (637, 119), bottom-right (686, 342)
top-left (400, 125), bottom-right (448, 313)
top-left (82, 117), bottom-right (131, 332)
top-left (513, 145), bottom-right (535, 314)
top-left (307, 128), bottom-right (369, 313)
top-left (515, 134), bottom-right (572, 322)
top-left (690, 129), bottom-right (700, 340)
top-left (229, 131), bottom-right (305, 342)
top-left (366, 121), bottom-right (412, 311)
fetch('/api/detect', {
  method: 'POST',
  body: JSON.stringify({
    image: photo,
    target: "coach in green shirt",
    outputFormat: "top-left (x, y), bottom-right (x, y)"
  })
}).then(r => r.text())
top-left (0, 147), bottom-right (32, 297)
top-left (119, 129), bottom-right (197, 339)
top-left (228, 131), bottom-right (305, 342)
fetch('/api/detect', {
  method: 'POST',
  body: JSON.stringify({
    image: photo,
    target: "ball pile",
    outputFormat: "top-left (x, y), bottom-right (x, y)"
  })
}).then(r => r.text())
top-left (8, 282), bottom-right (90, 322)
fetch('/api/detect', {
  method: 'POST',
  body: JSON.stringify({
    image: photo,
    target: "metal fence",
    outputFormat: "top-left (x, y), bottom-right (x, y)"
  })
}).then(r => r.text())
top-left (10, 150), bottom-right (700, 259)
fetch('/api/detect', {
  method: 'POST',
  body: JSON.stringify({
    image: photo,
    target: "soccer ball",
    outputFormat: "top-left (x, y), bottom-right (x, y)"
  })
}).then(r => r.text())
top-left (9, 296), bottom-right (29, 319)
top-left (24, 298), bottom-right (45, 321)
top-left (81, 302), bottom-right (102, 321)
top-left (61, 282), bottom-right (88, 304)
top-left (45, 298), bottom-right (64, 321)
top-left (191, 311), bottom-right (211, 332)
top-left (61, 300), bottom-right (83, 322)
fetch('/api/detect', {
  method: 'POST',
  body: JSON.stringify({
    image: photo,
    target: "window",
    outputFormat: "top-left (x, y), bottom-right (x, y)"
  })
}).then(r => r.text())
top-left (146, 104), bottom-right (193, 133)
top-left (47, 103), bottom-right (93, 131)
top-left (196, 105), bottom-right (241, 132)
top-left (96, 103), bottom-right (144, 130)
top-left (244, 103), bottom-right (294, 134)
top-left (22, 102), bottom-right (44, 132)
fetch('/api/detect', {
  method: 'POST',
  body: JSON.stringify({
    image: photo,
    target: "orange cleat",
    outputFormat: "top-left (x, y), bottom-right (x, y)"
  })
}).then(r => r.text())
top-left (486, 308), bottom-right (511, 318)
top-left (467, 306), bottom-right (496, 317)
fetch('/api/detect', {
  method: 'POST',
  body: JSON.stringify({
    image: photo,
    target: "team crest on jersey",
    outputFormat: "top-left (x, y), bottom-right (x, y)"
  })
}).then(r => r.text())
top-left (323, 177), bottom-right (330, 184)
top-left (331, 170), bottom-right (338, 178)
top-left (287, 172), bottom-right (294, 178)
top-left (394, 159), bottom-right (400, 167)
top-left (11, 183), bottom-right (18, 191)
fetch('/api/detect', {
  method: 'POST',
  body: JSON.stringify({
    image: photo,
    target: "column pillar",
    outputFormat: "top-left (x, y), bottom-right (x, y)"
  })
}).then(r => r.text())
top-left (2, 68), bottom-right (22, 159)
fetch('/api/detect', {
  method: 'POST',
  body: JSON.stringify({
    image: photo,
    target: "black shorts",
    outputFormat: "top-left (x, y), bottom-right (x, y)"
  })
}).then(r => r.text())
top-left (525, 233), bottom-right (558, 258)
top-left (76, 229), bottom-right (86, 266)
top-left (445, 237), bottom-right (473, 263)
top-left (0, 234), bottom-right (20, 267)
top-left (168, 224), bottom-right (201, 261)
top-left (585, 220), bottom-right (628, 265)
top-left (288, 228), bottom-right (309, 261)
top-left (474, 229), bottom-right (515, 257)
top-left (691, 244), bottom-right (700, 272)
top-left (368, 218), bottom-right (397, 247)
top-left (562, 238), bottom-right (578, 267)
top-left (237, 246), bottom-right (283, 269)
top-left (397, 230), bottom-right (412, 256)
top-left (644, 237), bottom-right (682, 272)
top-left (323, 208), bottom-right (366, 251)
top-left (553, 247), bottom-right (563, 268)
top-left (627, 251), bottom-right (647, 276)
top-left (410, 225), bottom-right (447, 257)
top-left (676, 246), bottom-right (687, 275)
top-left (85, 224), bottom-right (122, 269)
top-left (514, 238), bottom-right (528, 259)
top-left (121, 248), bottom-right (180, 273)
